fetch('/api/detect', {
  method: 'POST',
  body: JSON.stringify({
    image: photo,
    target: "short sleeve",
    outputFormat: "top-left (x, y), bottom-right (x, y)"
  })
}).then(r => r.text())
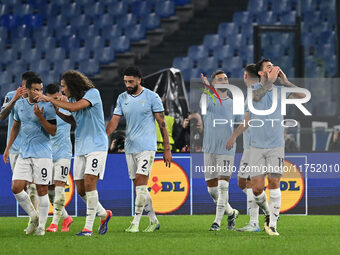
top-left (45, 103), bottom-right (56, 121)
top-left (13, 103), bottom-right (20, 122)
top-left (83, 88), bottom-right (100, 107)
top-left (151, 92), bottom-right (164, 113)
top-left (244, 97), bottom-right (249, 112)
top-left (59, 108), bottom-right (71, 116)
top-left (113, 95), bottom-right (123, 116)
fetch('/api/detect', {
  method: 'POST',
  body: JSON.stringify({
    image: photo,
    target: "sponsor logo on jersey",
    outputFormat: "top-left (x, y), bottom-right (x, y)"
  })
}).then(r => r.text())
top-left (147, 160), bottom-right (189, 214)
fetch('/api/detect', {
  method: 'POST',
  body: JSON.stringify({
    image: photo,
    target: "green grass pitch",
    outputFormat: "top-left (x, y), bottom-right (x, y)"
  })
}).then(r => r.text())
top-left (1, 215), bottom-right (339, 255)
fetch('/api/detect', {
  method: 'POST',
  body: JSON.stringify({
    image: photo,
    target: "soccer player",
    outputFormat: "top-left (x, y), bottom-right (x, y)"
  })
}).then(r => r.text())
top-left (35, 70), bottom-right (112, 236)
top-left (200, 70), bottom-right (240, 231)
top-left (0, 71), bottom-right (40, 228)
top-left (3, 77), bottom-right (57, 236)
top-left (227, 59), bottom-right (305, 236)
top-left (44, 83), bottom-right (73, 232)
top-left (106, 66), bottom-right (172, 233)
top-left (236, 64), bottom-right (264, 232)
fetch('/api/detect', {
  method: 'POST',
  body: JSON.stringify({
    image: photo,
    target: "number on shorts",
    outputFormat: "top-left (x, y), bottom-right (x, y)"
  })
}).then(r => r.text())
top-left (61, 166), bottom-right (69, 176)
top-left (278, 157), bottom-right (284, 168)
top-left (142, 160), bottom-right (148, 170)
top-left (41, 168), bottom-right (47, 178)
top-left (92, 158), bottom-right (98, 168)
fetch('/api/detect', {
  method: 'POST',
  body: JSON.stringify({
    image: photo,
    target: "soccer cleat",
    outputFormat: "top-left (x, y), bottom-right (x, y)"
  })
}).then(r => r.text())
top-left (98, 210), bottom-right (112, 235)
top-left (143, 222), bottom-right (160, 232)
top-left (46, 223), bottom-right (58, 232)
top-left (264, 214), bottom-right (270, 232)
top-left (34, 227), bottom-right (45, 236)
top-left (125, 223), bottom-right (139, 233)
top-left (25, 217), bottom-right (39, 235)
top-left (76, 228), bottom-right (93, 236)
top-left (266, 226), bottom-right (280, 236)
top-left (209, 222), bottom-right (220, 231)
top-left (61, 216), bottom-right (73, 232)
top-left (236, 223), bottom-right (260, 232)
top-left (227, 209), bottom-right (239, 230)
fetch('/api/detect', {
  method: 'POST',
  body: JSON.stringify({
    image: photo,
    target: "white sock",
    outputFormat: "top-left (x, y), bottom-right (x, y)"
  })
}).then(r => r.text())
top-left (144, 190), bottom-right (157, 223)
top-left (214, 180), bottom-right (229, 226)
top-left (81, 194), bottom-right (107, 220)
top-left (27, 184), bottom-right (39, 211)
top-left (62, 208), bottom-right (69, 220)
top-left (84, 190), bottom-right (98, 231)
top-left (207, 186), bottom-right (218, 204)
top-left (254, 191), bottom-right (270, 215)
top-left (52, 186), bottom-right (65, 225)
top-left (48, 189), bottom-right (55, 204)
top-left (132, 185), bottom-right (147, 226)
top-left (247, 188), bottom-right (259, 227)
top-left (269, 188), bottom-right (281, 228)
top-left (38, 194), bottom-right (49, 229)
top-left (14, 191), bottom-right (38, 221)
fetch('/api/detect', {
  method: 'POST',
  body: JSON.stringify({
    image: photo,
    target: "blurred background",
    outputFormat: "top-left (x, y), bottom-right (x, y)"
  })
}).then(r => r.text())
top-left (0, 0), bottom-right (339, 153)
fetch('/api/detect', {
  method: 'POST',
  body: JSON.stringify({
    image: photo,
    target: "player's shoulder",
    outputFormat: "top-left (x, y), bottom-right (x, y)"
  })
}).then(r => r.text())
top-left (85, 87), bottom-right (99, 96)
top-left (143, 88), bottom-right (160, 99)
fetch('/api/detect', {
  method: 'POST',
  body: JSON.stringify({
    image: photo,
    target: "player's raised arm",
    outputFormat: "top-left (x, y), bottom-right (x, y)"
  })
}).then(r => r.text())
top-left (3, 120), bottom-right (21, 163)
top-left (277, 68), bottom-right (306, 99)
top-left (226, 112), bottom-right (250, 150)
top-left (252, 67), bottom-right (279, 102)
top-left (154, 112), bottom-right (172, 167)
top-left (33, 104), bottom-right (57, 136)
top-left (0, 86), bottom-right (26, 120)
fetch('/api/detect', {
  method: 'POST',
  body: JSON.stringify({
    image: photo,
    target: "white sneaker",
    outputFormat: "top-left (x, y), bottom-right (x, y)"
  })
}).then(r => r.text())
top-left (266, 226), bottom-right (280, 236)
top-left (25, 217), bottom-right (38, 235)
top-left (236, 223), bottom-right (260, 232)
top-left (34, 227), bottom-right (45, 236)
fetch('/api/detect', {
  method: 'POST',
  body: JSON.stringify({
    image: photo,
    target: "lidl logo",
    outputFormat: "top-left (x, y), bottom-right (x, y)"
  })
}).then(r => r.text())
top-left (48, 173), bottom-right (75, 214)
top-left (264, 160), bottom-right (304, 213)
top-left (147, 160), bottom-right (189, 214)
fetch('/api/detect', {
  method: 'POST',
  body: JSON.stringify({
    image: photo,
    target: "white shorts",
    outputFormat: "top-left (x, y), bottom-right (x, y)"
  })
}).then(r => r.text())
top-left (126, 151), bottom-right (156, 180)
top-left (203, 153), bottom-right (234, 181)
top-left (12, 157), bottom-right (53, 185)
top-left (52, 158), bottom-right (71, 184)
top-left (73, 151), bottom-right (107, 181)
top-left (9, 153), bottom-right (19, 172)
top-left (238, 149), bottom-right (251, 179)
top-left (249, 146), bottom-right (285, 178)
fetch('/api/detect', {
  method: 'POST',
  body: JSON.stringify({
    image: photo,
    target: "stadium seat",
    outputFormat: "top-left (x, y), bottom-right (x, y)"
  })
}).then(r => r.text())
top-left (84, 2), bottom-right (105, 16)
top-left (12, 37), bottom-right (33, 52)
top-left (38, 3), bottom-right (61, 18)
top-left (56, 59), bottom-right (76, 73)
top-left (140, 13), bottom-right (161, 30)
top-left (258, 11), bottom-right (278, 25)
top-left (117, 13), bottom-right (136, 29)
top-left (70, 14), bottom-right (92, 28)
top-left (213, 45), bottom-right (233, 60)
top-left (10, 24), bottom-right (32, 39)
top-left (218, 22), bottom-right (237, 37)
top-left (319, 31), bottom-right (335, 45)
top-left (85, 35), bottom-right (105, 50)
top-left (60, 3), bottom-right (82, 18)
top-left (247, 0), bottom-right (265, 13)
top-left (101, 25), bottom-right (122, 39)
top-left (22, 48), bottom-right (42, 62)
top-left (125, 24), bottom-right (146, 41)
top-left (173, 57), bottom-right (193, 70)
top-left (79, 58), bottom-right (100, 76)
top-left (95, 46), bottom-right (115, 64)
top-left (233, 11), bottom-right (250, 24)
top-left (203, 34), bottom-right (223, 51)
top-left (190, 67), bottom-right (202, 80)
top-left (47, 15), bottom-right (67, 28)
top-left (188, 45), bottom-right (208, 60)
top-left (7, 60), bottom-right (27, 76)
top-left (112, 35), bottom-right (130, 53)
top-left (155, 1), bottom-right (175, 18)
top-left (107, 1), bottom-right (128, 16)
top-left (23, 14), bottom-right (43, 28)
top-left (35, 37), bottom-right (57, 52)
top-left (95, 13), bottom-right (115, 27)
top-left (131, 1), bottom-right (153, 17)
top-left (46, 47), bottom-right (66, 62)
top-left (13, 4), bottom-right (34, 16)
top-left (197, 57), bottom-right (218, 72)
top-left (0, 15), bottom-right (21, 29)
top-left (272, 0), bottom-right (290, 13)
top-left (0, 36), bottom-right (7, 50)
top-left (78, 24), bottom-right (100, 39)
top-left (60, 35), bottom-right (82, 50)
top-left (173, 0), bottom-right (191, 6)
top-left (32, 26), bottom-right (54, 41)
top-left (70, 47), bottom-right (90, 62)
top-left (56, 25), bottom-right (76, 38)
top-left (36, 59), bottom-right (51, 73)
top-left (222, 56), bottom-right (243, 71)
top-left (2, 48), bottom-right (18, 64)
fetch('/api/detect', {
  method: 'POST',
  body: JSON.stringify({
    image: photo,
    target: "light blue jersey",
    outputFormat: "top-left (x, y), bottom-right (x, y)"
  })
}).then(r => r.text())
top-left (71, 88), bottom-right (108, 156)
top-left (243, 128), bottom-right (251, 150)
top-left (1, 90), bottom-right (22, 154)
top-left (202, 94), bottom-right (243, 155)
top-left (13, 98), bottom-right (56, 158)
top-left (51, 108), bottom-right (72, 162)
top-left (113, 88), bottom-right (164, 154)
top-left (248, 83), bottom-right (284, 148)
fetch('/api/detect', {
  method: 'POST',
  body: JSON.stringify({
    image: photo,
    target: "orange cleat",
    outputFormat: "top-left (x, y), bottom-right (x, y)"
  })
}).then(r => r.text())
top-left (46, 223), bottom-right (58, 232)
top-left (61, 216), bottom-right (73, 232)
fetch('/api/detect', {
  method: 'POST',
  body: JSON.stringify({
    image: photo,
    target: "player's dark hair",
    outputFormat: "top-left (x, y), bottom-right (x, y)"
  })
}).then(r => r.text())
top-left (123, 66), bottom-right (142, 78)
top-left (45, 83), bottom-right (60, 95)
top-left (22, 71), bottom-right (38, 81)
top-left (26, 77), bottom-right (42, 89)
top-left (62, 70), bottom-right (95, 101)
top-left (211, 70), bottom-right (226, 80)
top-left (255, 58), bottom-right (271, 73)
top-left (244, 64), bottom-right (258, 78)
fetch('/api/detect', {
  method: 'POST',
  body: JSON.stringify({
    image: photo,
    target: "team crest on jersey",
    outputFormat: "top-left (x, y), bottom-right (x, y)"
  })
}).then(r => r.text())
top-left (264, 160), bottom-right (304, 212)
top-left (140, 100), bottom-right (146, 106)
top-left (147, 160), bottom-right (189, 214)
top-left (48, 173), bottom-right (75, 214)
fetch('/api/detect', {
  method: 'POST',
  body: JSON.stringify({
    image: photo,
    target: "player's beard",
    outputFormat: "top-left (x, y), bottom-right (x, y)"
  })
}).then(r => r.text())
top-left (218, 88), bottom-right (228, 92)
top-left (126, 85), bottom-right (138, 95)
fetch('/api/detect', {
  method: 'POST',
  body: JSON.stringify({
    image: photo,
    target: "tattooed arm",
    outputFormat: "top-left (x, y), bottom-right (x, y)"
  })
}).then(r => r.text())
top-left (252, 67), bottom-right (280, 102)
top-left (154, 112), bottom-right (172, 167)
